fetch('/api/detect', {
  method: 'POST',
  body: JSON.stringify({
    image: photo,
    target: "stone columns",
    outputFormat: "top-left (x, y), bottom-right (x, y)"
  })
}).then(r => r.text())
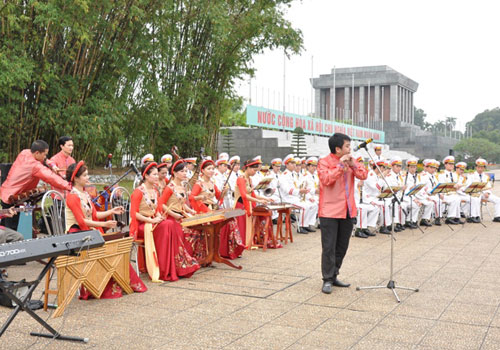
top-left (344, 87), bottom-right (350, 120)
top-left (329, 87), bottom-right (336, 121)
top-left (390, 85), bottom-right (398, 121)
top-left (359, 86), bottom-right (365, 123)
top-left (402, 88), bottom-right (408, 123)
top-left (314, 88), bottom-right (321, 117)
top-left (410, 92), bottom-right (414, 124)
top-left (374, 85), bottom-right (380, 122)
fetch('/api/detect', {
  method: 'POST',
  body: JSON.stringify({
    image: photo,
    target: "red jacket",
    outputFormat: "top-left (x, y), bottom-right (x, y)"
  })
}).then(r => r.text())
top-left (1, 150), bottom-right (71, 204)
top-left (317, 153), bottom-right (368, 219)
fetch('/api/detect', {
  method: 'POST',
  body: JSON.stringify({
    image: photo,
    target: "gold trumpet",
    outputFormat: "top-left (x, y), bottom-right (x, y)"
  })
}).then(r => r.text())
top-left (299, 181), bottom-right (307, 201)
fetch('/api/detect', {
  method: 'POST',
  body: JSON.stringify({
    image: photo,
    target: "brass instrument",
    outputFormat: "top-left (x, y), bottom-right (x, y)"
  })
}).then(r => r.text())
top-left (263, 187), bottom-right (274, 197)
top-left (299, 181), bottom-right (307, 202)
top-left (186, 147), bottom-right (205, 191)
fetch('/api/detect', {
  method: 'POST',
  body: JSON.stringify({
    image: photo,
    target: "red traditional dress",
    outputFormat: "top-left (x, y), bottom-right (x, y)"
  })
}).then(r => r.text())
top-left (130, 184), bottom-right (199, 281)
top-left (234, 175), bottom-right (257, 248)
top-left (158, 183), bottom-right (208, 264)
top-left (65, 187), bottom-right (147, 299)
top-left (189, 180), bottom-right (244, 260)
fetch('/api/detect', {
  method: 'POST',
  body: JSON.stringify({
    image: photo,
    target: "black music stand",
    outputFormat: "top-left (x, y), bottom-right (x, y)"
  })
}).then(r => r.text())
top-left (405, 184), bottom-right (425, 231)
top-left (464, 182), bottom-right (487, 227)
top-left (430, 183), bottom-right (456, 230)
top-left (0, 257), bottom-right (88, 343)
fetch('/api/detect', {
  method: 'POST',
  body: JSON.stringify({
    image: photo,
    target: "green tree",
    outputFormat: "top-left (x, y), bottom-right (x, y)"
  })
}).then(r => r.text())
top-left (414, 107), bottom-right (427, 129)
top-left (291, 127), bottom-right (307, 158)
top-left (220, 128), bottom-right (235, 155)
top-left (0, 0), bottom-right (303, 165)
top-left (454, 138), bottom-right (500, 163)
top-left (467, 107), bottom-right (500, 133)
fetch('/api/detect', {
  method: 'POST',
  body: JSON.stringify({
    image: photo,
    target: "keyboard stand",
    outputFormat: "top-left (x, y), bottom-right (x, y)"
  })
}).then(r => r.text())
top-left (0, 257), bottom-right (88, 343)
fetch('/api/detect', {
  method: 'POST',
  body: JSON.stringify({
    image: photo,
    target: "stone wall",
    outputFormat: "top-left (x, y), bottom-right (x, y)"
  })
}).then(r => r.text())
top-left (383, 121), bottom-right (458, 160)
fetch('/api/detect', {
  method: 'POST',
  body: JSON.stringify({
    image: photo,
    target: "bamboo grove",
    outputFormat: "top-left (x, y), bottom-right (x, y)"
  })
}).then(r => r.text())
top-left (0, 0), bottom-right (302, 165)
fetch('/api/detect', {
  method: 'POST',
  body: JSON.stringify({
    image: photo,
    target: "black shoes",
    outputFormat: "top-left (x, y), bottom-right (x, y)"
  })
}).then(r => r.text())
top-left (272, 219), bottom-right (278, 225)
top-left (306, 226), bottom-right (316, 232)
top-left (297, 227), bottom-right (308, 234)
top-left (379, 226), bottom-right (391, 234)
top-left (467, 217), bottom-right (481, 223)
top-left (332, 277), bottom-right (351, 288)
top-left (434, 218), bottom-right (442, 226)
top-left (355, 229), bottom-right (368, 238)
top-left (322, 277), bottom-right (351, 294)
top-left (362, 228), bottom-right (376, 237)
top-left (290, 214), bottom-right (297, 223)
top-left (405, 222), bottom-right (418, 229)
top-left (493, 217), bottom-right (500, 222)
top-left (322, 281), bottom-right (333, 294)
top-left (420, 219), bottom-right (432, 227)
top-left (446, 218), bottom-right (464, 225)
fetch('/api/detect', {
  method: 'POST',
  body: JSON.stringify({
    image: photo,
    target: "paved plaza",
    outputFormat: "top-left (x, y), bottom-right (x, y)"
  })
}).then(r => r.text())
top-left (2, 170), bottom-right (500, 350)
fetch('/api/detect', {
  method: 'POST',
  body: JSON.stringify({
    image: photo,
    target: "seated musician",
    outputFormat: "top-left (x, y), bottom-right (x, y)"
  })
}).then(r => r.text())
top-left (0, 140), bottom-right (72, 231)
top-left (0, 208), bottom-right (23, 244)
top-left (467, 158), bottom-right (500, 222)
top-left (160, 154), bottom-right (173, 181)
top-left (189, 159), bottom-right (244, 259)
top-left (130, 162), bottom-right (199, 281)
top-left (0, 209), bottom-right (24, 278)
top-left (437, 156), bottom-right (464, 225)
top-left (233, 159), bottom-right (273, 249)
top-left (157, 162), bottom-right (169, 194)
top-left (158, 160), bottom-right (208, 263)
top-left (65, 161), bottom-right (147, 298)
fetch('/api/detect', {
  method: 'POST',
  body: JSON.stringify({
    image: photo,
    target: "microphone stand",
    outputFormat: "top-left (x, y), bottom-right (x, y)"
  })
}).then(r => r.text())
top-left (356, 147), bottom-right (419, 303)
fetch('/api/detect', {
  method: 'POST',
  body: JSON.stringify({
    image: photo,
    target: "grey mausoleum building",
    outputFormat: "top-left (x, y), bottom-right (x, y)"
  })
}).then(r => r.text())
top-left (311, 65), bottom-right (418, 125)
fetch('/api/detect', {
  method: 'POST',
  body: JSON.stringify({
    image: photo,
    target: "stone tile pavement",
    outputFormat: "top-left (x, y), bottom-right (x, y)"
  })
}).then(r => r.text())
top-left (1, 170), bottom-right (500, 349)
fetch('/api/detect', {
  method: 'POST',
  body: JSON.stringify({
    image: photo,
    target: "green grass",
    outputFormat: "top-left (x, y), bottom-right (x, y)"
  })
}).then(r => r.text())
top-left (94, 179), bottom-right (135, 195)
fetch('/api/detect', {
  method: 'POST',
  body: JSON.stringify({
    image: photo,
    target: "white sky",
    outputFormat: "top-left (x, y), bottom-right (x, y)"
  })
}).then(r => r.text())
top-left (236, 0), bottom-right (500, 131)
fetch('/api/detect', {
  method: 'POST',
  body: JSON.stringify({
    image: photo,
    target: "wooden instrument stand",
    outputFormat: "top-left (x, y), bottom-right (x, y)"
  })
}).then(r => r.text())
top-left (52, 237), bottom-right (133, 318)
top-left (275, 207), bottom-right (294, 244)
top-left (251, 209), bottom-right (277, 251)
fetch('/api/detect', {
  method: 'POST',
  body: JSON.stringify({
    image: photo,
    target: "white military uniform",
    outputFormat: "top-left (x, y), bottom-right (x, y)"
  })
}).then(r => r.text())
top-left (437, 169), bottom-right (462, 219)
top-left (362, 169), bottom-right (384, 228)
top-left (401, 170), bottom-right (423, 224)
top-left (413, 170), bottom-right (436, 221)
top-left (214, 168), bottom-right (232, 209)
top-left (279, 169), bottom-right (317, 228)
top-left (466, 171), bottom-right (500, 218)
top-left (455, 170), bottom-right (477, 218)
top-left (384, 169), bottom-right (409, 225)
top-left (355, 173), bottom-right (380, 229)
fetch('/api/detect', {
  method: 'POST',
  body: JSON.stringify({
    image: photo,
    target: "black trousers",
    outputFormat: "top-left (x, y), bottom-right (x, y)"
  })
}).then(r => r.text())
top-left (320, 215), bottom-right (353, 282)
top-left (1, 201), bottom-right (19, 231)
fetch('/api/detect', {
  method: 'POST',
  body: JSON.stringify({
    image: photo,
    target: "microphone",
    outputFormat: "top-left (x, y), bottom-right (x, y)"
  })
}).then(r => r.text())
top-left (354, 138), bottom-right (373, 152)
top-left (130, 162), bottom-right (140, 175)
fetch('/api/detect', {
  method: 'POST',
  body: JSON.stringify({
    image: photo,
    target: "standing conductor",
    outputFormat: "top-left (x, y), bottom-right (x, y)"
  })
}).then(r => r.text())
top-left (318, 133), bottom-right (368, 294)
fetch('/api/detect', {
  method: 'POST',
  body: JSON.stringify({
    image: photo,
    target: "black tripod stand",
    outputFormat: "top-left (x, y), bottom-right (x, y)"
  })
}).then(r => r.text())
top-left (0, 257), bottom-right (88, 342)
top-left (355, 149), bottom-right (419, 302)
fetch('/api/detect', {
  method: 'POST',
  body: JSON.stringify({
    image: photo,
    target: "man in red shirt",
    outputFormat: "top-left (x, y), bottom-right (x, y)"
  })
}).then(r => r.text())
top-left (318, 133), bottom-right (368, 294)
top-left (47, 136), bottom-right (75, 178)
top-left (48, 136), bottom-right (75, 195)
top-left (1, 140), bottom-right (71, 230)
